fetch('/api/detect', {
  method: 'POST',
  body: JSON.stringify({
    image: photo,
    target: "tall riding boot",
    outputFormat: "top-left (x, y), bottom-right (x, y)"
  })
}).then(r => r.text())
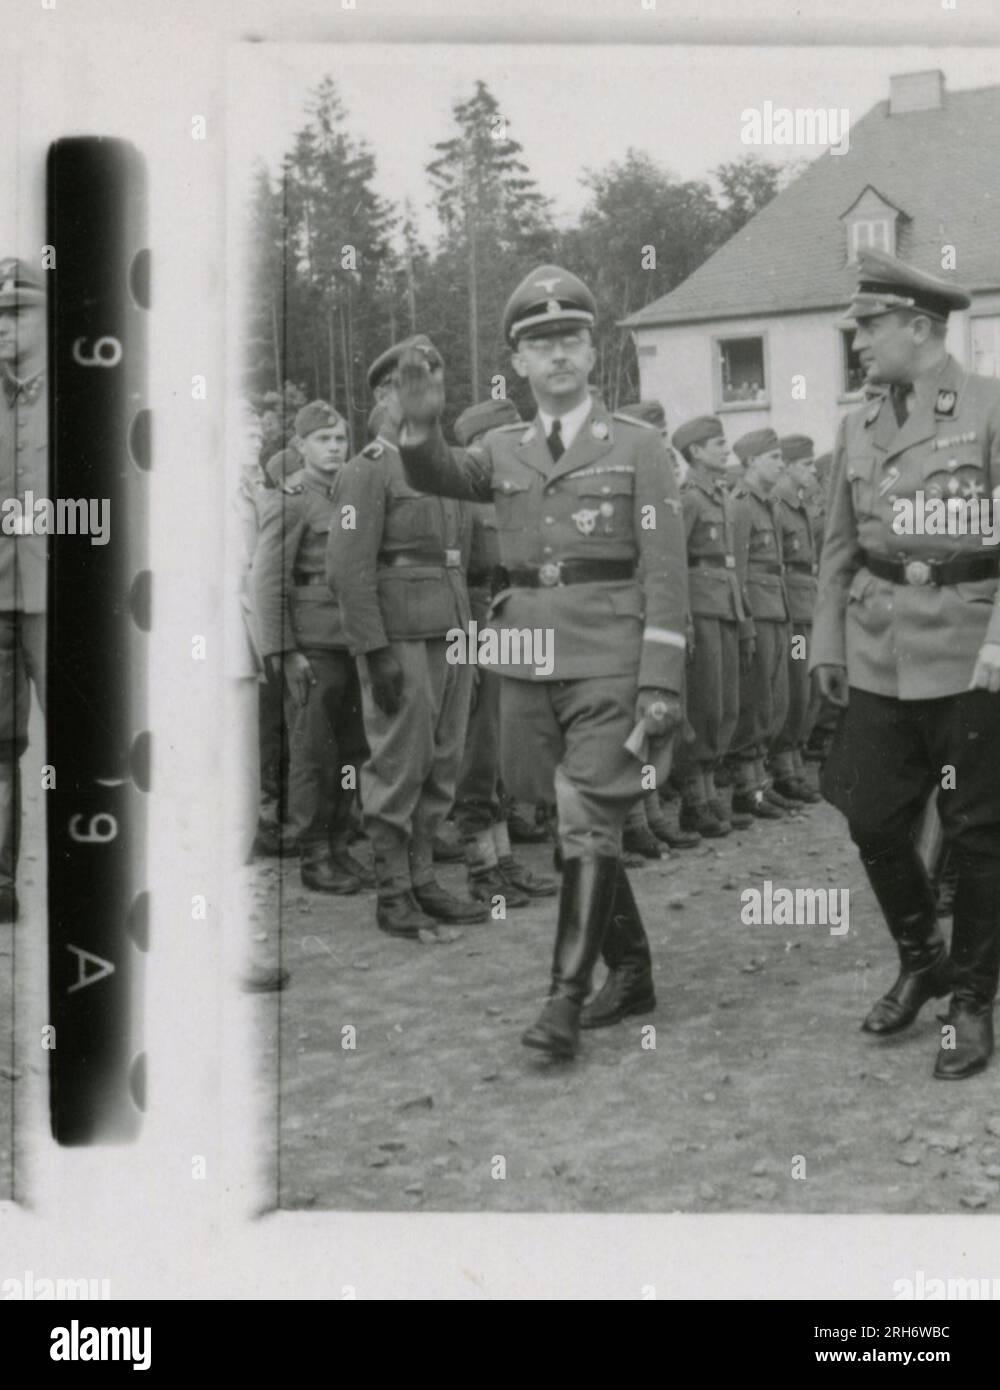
top-left (521, 855), bottom-right (619, 1058)
top-left (934, 853), bottom-right (1000, 1080)
top-left (580, 863), bottom-right (656, 1029)
top-left (861, 843), bottom-right (952, 1035)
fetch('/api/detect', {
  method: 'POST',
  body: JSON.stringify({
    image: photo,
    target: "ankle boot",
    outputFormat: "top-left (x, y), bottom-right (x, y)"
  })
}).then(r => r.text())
top-left (860, 843), bottom-right (952, 1035)
top-left (623, 801), bottom-right (662, 859)
top-left (521, 856), bottom-right (619, 1058)
top-left (934, 854), bottom-right (1000, 1080)
top-left (645, 791), bottom-right (700, 848)
top-left (580, 864), bottom-right (656, 1028)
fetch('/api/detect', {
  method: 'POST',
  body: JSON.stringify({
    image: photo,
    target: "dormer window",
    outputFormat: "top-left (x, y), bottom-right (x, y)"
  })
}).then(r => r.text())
top-left (840, 186), bottom-right (904, 264)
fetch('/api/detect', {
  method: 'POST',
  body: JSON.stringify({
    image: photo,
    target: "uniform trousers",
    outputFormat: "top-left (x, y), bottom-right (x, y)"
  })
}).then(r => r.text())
top-left (499, 673), bottom-right (663, 859)
top-left (730, 618), bottom-right (789, 759)
top-left (285, 648), bottom-right (367, 859)
top-left (0, 612), bottom-right (45, 887)
top-left (358, 638), bottom-right (473, 894)
top-left (675, 614), bottom-right (740, 769)
top-left (821, 687), bottom-right (1000, 863)
top-left (774, 620), bottom-right (813, 753)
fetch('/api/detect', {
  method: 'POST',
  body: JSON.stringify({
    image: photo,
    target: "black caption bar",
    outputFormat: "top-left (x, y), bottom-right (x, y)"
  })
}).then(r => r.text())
top-left (46, 138), bottom-right (150, 1144)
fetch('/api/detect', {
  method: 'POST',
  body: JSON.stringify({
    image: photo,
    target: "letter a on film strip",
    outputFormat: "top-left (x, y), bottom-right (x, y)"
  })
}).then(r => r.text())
top-left (47, 138), bottom-right (149, 1143)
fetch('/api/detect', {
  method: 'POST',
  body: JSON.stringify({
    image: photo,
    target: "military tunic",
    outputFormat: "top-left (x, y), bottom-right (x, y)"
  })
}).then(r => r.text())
top-left (328, 435), bottom-right (474, 894)
top-left (730, 481), bottom-right (790, 760)
top-left (251, 468), bottom-right (366, 859)
top-left (772, 475), bottom-right (818, 755)
top-left (455, 503), bottom-right (503, 839)
top-left (398, 400), bottom-right (689, 858)
top-left (813, 354), bottom-right (1000, 858)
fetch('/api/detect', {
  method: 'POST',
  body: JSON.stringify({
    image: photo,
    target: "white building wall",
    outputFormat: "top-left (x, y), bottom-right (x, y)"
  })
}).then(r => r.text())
top-left (633, 300), bottom-right (984, 458)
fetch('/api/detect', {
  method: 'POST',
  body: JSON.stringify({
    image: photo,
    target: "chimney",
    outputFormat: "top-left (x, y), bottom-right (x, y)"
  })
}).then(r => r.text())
top-left (889, 70), bottom-right (945, 115)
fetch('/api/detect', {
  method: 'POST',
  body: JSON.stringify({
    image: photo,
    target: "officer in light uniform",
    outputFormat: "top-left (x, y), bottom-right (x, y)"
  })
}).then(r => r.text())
top-left (328, 337), bottom-right (486, 940)
top-left (0, 260), bottom-right (46, 924)
top-left (728, 428), bottom-right (791, 819)
top-left (395, 265), bottom-right (688, 1059)
top-left (813, 247), bottom-right (1000, 1079)
top-left (770, 434), bottom-right (821, 803)
top-left (252, 400), bottom-right (371, 894)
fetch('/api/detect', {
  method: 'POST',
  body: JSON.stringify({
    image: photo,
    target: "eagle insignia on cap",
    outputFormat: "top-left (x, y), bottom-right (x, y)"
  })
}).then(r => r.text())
top-left (534, 277), bottom-right (560, 295)
top-left (935, 390), bottom-right (957, 417)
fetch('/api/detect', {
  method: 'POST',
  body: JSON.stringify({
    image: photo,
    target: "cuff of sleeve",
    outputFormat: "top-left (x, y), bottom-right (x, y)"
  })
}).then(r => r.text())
top-left (639, 628), bottom-right (686, 690)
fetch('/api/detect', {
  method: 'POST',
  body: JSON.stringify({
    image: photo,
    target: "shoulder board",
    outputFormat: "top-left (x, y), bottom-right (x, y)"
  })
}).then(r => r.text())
top-left (361, 441), bottom-right (384, 460)
top-left (612, 411), bottom-right (656, 430)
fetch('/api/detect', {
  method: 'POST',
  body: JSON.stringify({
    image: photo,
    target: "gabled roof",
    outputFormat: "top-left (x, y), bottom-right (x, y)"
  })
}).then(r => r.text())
top-left (623, 83), bottom-right (1000, 329)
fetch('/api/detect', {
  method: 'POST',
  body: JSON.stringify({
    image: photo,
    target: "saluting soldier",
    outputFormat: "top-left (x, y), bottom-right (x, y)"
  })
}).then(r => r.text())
top-left (252, 400), bottom-right (370, 895)
top-left (451, 398), bottom-right (556, 909)
top-left (672, 415), bottom-right (755, 835)
top-left (395, 265), bottom-right (688, 1059)
top-left (328, 338), bottom-right (487, 939)
top-left (812, 247), bottom-right (1000, 1079)
top-left (770, 434), bottom-right (821, 803)
top-left (0, 260), bottom-right (47, 924)
top-left (727, 429), bottom-right (792, 819)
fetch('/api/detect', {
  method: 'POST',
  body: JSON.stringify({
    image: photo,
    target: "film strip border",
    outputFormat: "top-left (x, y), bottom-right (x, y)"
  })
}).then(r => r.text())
top-left (46, 138), bottom-right (149, 1144)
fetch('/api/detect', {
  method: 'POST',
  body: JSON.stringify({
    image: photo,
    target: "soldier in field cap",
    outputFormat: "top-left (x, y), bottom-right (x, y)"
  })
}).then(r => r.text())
top-left (451, 398), bottom-right (556, 910)
top-left (671, 414), bottom-right (755, 836)
top-left (727, 427), bottom-right (792, 820)
top-left (770, 433), bottom-right (821, 804)
top-left (0, 259), bottom-right (47, 923)
top-left (813, 247), bottom-right (1000, 1079)
top-left (394, 264), bottom-right (689, 1059)
top-left (328, 336), bottom-right (486, 940)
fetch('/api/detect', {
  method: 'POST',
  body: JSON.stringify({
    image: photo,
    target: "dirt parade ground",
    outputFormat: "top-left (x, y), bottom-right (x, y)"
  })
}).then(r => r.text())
top-left (250, 787), bottom-right (1000, 1216)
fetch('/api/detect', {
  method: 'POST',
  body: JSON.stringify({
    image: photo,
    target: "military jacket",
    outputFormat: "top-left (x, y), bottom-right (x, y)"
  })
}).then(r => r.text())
top-left (682, 468), bottom-right (748, 626)
top-left (772, 476), bottom-right (818, 624)
top-left (0, 371), bottom-right (47, 613)
top-left (252, 469), bottom-right (349, 658)
top-left (732, 481), bottom-right (789, 623)
top-left (398, 399), bottom-right (688, 687)
top-left (328, 435), bottom-right (472, 653)
top-left (811, 355), bottom-right (1000, 699)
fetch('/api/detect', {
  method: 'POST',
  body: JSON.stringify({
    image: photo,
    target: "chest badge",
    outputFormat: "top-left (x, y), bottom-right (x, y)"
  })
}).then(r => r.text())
top-left (935, 389), bottom-right (957, 418)
top-left (572, 507), bottom-right (599, 536)
top-left (707, 525), bottom-right (717, 540)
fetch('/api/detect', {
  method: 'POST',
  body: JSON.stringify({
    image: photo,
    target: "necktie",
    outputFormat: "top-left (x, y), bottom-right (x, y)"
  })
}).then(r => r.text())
top-left (891, 384), bottom-right (912, 427)
top-left (547, 418), bottom-right (564, 463)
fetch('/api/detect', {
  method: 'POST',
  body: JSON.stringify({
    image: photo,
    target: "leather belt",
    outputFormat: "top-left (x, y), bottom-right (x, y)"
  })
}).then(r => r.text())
top-left (378, 549), bottom-right (463, 569)
top-left (503, 559), bottom-right (636, 589)
top-left (860, 549), bottom-right (1000, 588)
top-left (748, 561), bottom-right (784, 576)
top-left (293, 573), bottom-right (328, 587)
top-left (690, 554), bottom-right (736, 570)
top-left (784, 561), bottom-right (817, 575)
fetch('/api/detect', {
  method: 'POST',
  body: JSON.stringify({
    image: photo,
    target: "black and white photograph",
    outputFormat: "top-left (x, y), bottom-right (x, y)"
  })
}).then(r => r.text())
top-left (228, 38), bottom-right (1000, 1218)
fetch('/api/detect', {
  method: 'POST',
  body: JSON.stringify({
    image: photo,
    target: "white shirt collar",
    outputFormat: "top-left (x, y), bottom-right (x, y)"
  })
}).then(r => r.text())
top-left (535, 395), bottom-right (593, 454)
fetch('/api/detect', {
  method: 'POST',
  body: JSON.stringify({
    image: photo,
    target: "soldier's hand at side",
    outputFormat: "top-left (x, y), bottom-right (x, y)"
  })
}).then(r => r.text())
top-left (635, 688), bottom-right (681, 738)
top-left (283, 652), bottom-right (316, 708)
top-left (969, 642), bottom-right (1000, 694)
top-left (397, 343), bottom-right (445, 444)
top-left (814, 663), bottom-right (849, 708)
top-left (368, 648), bottom-right (404, 716)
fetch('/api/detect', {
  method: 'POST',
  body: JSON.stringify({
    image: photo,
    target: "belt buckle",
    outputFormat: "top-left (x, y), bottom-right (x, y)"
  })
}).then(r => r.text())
top-left (538, 561), bottom-right (562, 587)
top-left (725, 555), bottom-right (735, 569)
top-left (904, 559), bottom-right (932, 586)
top-left (444, 548), bottom-right (461, 568)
